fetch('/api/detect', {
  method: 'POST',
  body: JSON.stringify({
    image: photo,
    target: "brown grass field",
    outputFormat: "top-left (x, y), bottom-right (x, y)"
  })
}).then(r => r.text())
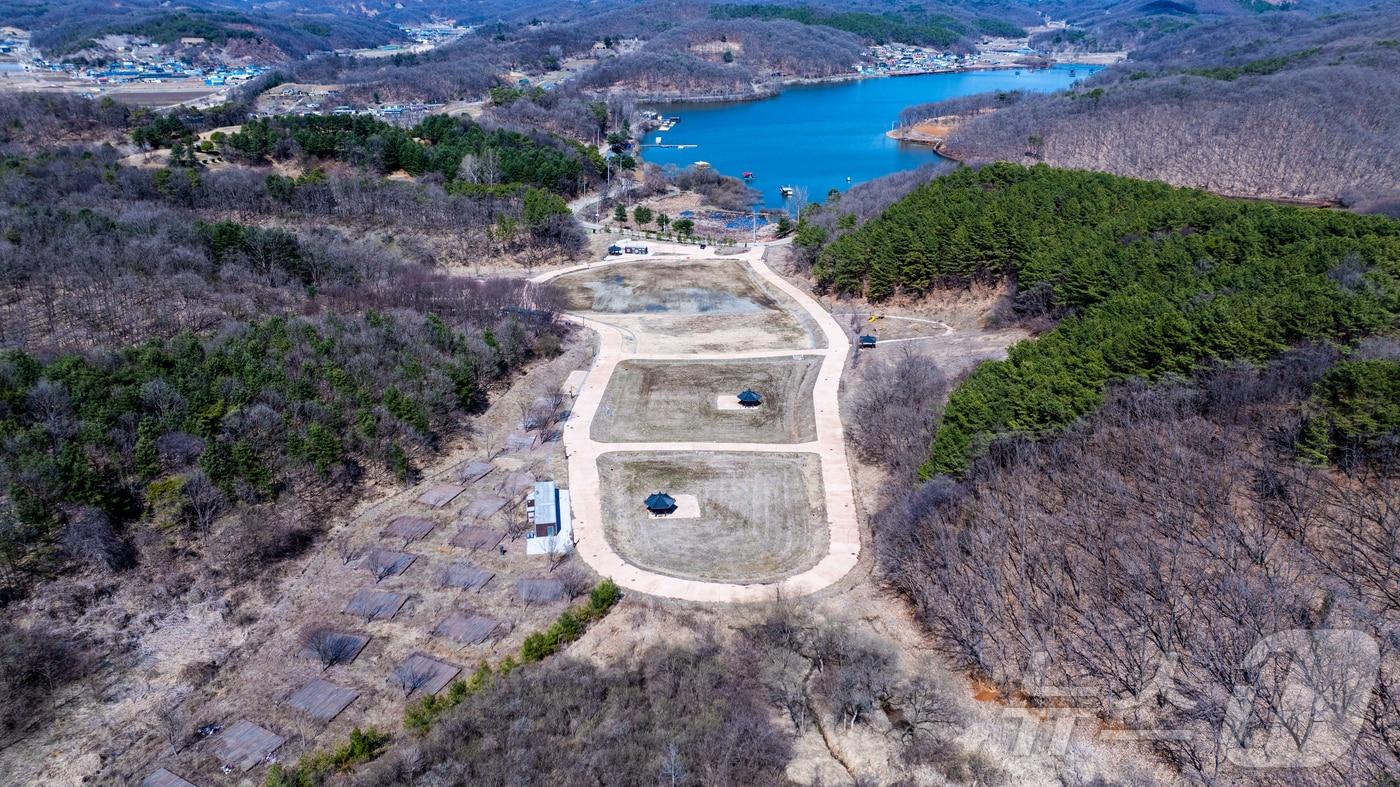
top-left (590, 357), bottom-right (820, 443)
top-left (553, 258), bottom-right (823, 353)
top-left (598, 451), bottom-right (827, 584)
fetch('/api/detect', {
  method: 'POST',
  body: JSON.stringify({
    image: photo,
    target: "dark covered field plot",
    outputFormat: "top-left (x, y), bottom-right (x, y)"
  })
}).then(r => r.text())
top-left (599, 451), bottom-right (828, 584)
top-left (591, 357), bottom-right (820, 443)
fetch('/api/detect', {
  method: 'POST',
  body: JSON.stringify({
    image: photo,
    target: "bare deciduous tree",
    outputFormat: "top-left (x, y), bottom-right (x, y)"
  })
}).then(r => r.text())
top-left (761, 649), bottom-right (812, 732)
top-left (393, 658), bottom-right (437, 698)
top-left (849, 345), bottom-right (948, 476)
top-left (657, 742), bottom-right (687, 787)
top-left (823, 638), bottom-right (897, 731)
top-left (59, 506), bottom-right (131, 573)
top-left (300, 626), bottom-right (361, 671)
top-left (366, 549), bottom-right (401, 583)
top-left (891, 676), bottom-right (965, 742)
top-left (156, 702), bottom-right (185, 754)
top-left (555, 564), bottom-right (591, 600)
top-left (183, 471), bottom-right (224, 531)
top-left (335, 534), bottom-right (367, 566)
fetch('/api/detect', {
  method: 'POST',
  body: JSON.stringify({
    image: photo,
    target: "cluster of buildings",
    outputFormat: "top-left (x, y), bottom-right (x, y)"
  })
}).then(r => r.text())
top-left (198, 65), bottom-right (267, 87)
top-left (857, 39), bottom-right (1046, 76)
top-left (253, 85), bottom-right (445, 122)
top-left (402, 25), bottom-right (471, 44)
top-left (261, 102), bottom-right (447, 122)
top-left (339, 102), bottom-right (446, 124)
top-left (857, 44), bottom-right (968, 75)
top-left (23, 54), bottom-right (267, 87)
top-left (333, 24), bottom-right (472, 59)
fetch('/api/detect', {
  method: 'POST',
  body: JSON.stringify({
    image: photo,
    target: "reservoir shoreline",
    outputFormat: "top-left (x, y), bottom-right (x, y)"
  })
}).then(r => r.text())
top-left (640, 65), bottom-right (1090, 209)
top-left (637, 60), bottom-right (1096, 107)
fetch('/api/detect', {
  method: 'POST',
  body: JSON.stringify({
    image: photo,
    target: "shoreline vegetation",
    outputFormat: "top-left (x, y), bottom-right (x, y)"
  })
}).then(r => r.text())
top-left (642, 54), bottom-right (1116, 107)
top-left (634, 63), bottom-right (1088, 216)
top-left (907, 12), bottom-right (1400, 211)
top-left (888, 113), bottom-right (1339, 208)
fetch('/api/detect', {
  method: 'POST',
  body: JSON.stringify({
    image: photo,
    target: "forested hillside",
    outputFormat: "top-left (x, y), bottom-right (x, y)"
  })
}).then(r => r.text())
top-left (907, 11), bottom-right (1400, 209)
top-left (645, 19), bottom-right (866, 78)
top-left (0, 146), bottom-right (569, 561)
top-left (583, 0), bottom-right (1036, 95)
top-left (809, 164), bottom-right (1400, 475)
top-left (572, 17), bottom-right (868, 98)
top-left (258, 3), bottom-right (701, 105)
top-left (877, 347), bottom-right (1400, 785)
top-left (249, 0), bottom-right (1039, 104)
top-left (0, 308), bottom-right (535, 575)
top-left (821, 163), bottom-right (1400, 785)
top-left (1, 149), bottom-right (585, 348)
top-left (709, 4), bottom-right (1024, 51)
top-left (2, 0), bottom-right (399, 59)
top-left (223, 114), bottom-right (603, 197)
top-left (0, 97), bottom-right (577, 733)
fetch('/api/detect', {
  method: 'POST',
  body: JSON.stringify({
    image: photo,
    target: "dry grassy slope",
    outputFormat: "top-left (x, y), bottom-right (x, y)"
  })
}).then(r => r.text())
top-left (0, 332), bottom-right (595, 786)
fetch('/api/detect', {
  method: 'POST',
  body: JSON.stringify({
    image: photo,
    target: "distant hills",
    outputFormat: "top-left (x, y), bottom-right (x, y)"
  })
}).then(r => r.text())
top-left (0, 0), bottom-right (401, 60)
top-left (908, 8), bottom-right (1400, 211)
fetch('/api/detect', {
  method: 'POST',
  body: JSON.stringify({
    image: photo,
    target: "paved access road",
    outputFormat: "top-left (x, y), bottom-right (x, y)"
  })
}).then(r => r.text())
top-left (531, 242), bottom-right (859, 603)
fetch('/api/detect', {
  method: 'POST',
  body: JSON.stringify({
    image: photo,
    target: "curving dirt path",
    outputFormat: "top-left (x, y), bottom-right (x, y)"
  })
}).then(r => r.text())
top-left (531, 243), bottom-right (860, 603)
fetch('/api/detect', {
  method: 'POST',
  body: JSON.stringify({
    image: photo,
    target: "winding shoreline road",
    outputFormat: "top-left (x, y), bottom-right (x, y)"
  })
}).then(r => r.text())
top-left (530, 242), bottom-right (860, 603)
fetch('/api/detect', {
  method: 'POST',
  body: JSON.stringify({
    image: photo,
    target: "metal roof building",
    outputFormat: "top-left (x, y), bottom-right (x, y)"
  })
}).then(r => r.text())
top-left (526, 481), bottom-right (573, 555)
top-left (528, 481), bottom-right (558, 530)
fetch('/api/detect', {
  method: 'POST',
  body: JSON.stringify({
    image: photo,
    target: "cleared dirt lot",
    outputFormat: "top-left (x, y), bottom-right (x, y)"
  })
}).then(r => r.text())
top-left (598, 451), bottom-right (827, 584)
top-left (836, 312), bottom-right (951, 342)
top-left (553, 258), bottom-right (823, 353)
top-left (590, 356), bottom-right (820, 443)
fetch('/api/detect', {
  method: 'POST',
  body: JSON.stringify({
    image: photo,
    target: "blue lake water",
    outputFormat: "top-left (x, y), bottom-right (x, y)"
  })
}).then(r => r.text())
top-left (644, 65), bottom-right (1093, 209)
